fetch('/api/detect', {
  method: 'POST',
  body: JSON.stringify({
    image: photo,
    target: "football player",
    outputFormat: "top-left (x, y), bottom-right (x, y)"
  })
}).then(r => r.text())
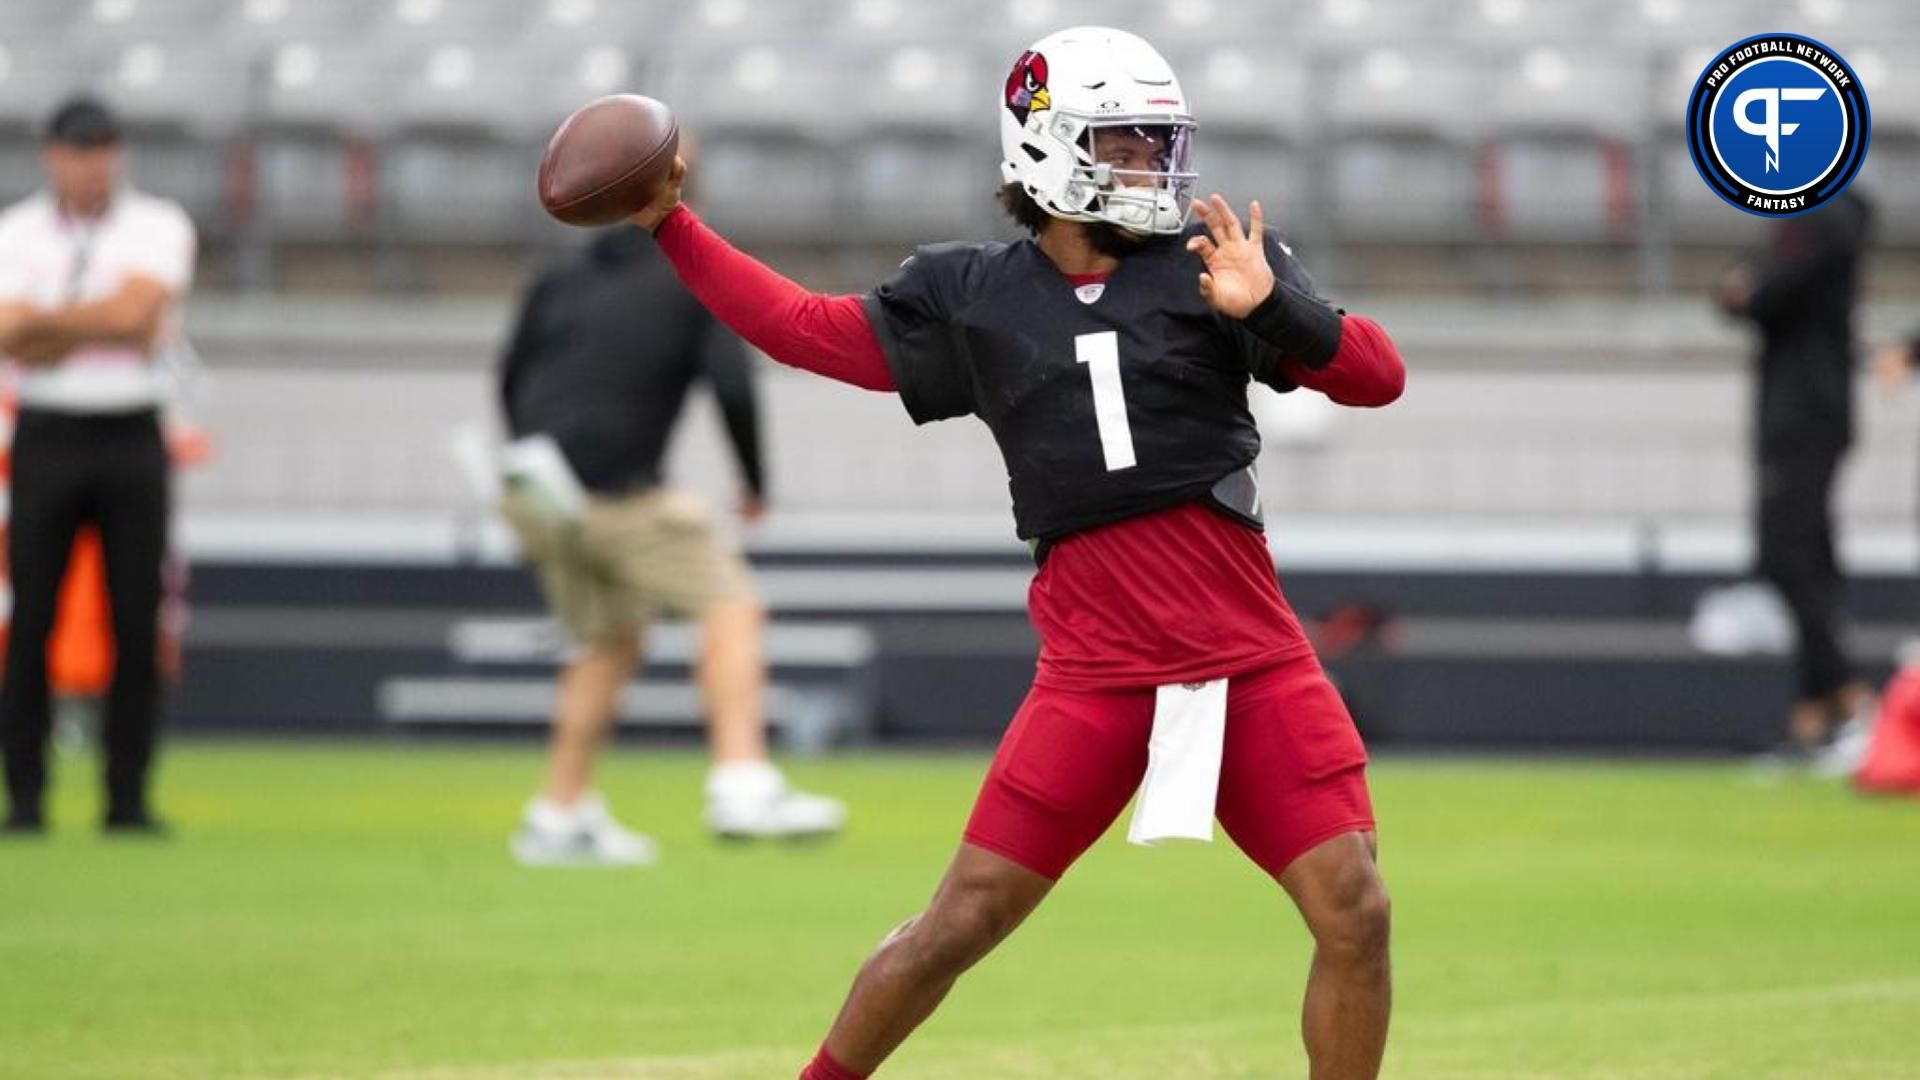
top-left (630, 27), bottom-right (1405, 1080)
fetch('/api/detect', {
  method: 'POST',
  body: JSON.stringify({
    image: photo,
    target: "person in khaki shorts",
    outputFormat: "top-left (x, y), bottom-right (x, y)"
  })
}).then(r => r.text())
top-left (498, 224), bottom-right (844, 867)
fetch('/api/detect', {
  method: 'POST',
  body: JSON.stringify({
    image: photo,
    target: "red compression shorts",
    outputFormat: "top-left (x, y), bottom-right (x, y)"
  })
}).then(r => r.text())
top-left (963, 654), bottom-right (1375, 883)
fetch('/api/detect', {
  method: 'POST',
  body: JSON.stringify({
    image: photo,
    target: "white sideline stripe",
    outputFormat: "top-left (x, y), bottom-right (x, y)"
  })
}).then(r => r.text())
top-left (378, 678), bottom-right (820, 726)
top-left (758, 569), bottom-right (1033, 610)
top-left (449, 619), bottom-right (876, 665)
top-left (176, 512), bottom-right (1920, 574)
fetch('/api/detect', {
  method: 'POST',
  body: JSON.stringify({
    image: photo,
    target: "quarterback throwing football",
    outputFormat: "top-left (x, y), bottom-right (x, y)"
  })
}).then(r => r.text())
top-left (632, 27), bottom-right (1406, 1080)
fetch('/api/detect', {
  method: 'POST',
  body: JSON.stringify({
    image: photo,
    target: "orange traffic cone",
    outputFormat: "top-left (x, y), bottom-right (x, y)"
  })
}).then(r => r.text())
top-left (1855, 662), bottom-right (1920, 795)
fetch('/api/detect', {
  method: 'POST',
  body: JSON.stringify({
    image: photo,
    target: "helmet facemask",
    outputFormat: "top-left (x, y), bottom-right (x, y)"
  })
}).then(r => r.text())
top-left (1072, 119), bottom-right (1197, 235)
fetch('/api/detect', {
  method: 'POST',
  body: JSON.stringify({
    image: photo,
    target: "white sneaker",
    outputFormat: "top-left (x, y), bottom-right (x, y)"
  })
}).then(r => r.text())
top-left (1814, 709), bottom-right (1877, 779)
top-left (705, 762), bottom-right (847, 840)
top-left (511, 792), bottom-right (660, 867)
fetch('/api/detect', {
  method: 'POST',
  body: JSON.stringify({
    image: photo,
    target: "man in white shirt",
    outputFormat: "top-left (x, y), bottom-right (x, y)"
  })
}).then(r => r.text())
top-left (0, 97), bottom-right (196, 834)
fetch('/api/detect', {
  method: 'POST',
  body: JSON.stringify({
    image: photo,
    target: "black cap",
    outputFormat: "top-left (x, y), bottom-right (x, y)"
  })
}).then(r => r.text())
top-left (43, 96), bottom-right (122, 147)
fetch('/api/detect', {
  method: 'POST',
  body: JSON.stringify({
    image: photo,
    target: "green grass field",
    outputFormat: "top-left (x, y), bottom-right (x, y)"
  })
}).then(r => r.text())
top-left (3, 741), bottom-right (1917, 1079)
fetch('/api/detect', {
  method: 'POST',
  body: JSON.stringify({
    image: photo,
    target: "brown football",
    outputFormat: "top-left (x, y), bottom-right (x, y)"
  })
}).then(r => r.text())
top-left (537, 94), bottom-right (679, 227)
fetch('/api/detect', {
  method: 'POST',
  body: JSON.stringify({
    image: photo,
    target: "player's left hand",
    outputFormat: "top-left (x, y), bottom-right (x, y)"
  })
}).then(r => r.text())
top-left (739, 491), bottom-right (767, 524)
top-left (1187, 194), bottom-right (1274, 319)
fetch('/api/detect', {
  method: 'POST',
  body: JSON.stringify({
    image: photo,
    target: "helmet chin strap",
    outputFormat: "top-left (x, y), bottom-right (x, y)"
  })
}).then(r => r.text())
top-left (1094, 185), bottom-right (1185, 235)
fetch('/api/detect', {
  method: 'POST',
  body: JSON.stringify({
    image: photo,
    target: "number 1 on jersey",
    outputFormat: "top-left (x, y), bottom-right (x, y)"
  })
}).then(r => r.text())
top-left (1075, 331), bottom-right (1137, 471)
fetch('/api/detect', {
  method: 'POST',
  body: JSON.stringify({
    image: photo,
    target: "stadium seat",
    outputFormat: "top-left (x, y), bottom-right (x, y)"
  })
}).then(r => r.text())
top-left (381, 135), bottom-right (539, 244)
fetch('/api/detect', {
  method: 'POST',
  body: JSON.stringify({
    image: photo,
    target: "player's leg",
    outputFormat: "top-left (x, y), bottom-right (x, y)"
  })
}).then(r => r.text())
top-left (92, 416), bottom-right (169, 828)
top-left (539, 628), bottom-right (641, 808)
top-left (1, 415), bottom-right (89, 831)
top-left (805, 843), bottom-right (1054, 1078)
top-left (803, 681), bottom-right (1154, 1077)
top-left (1280, 831), bottom-right (1391, 1080)
top-left (695, 589), bottom-right (844, 837)
top-left (504, 491), bottom-right (653, 865)
top-left (697, 594), bottom-right (769, 764)
top-left (1215, 658), bottom-right (1389, 1080)
top-left (1757, 445), bottom-right (1851, 747)
top-left (621, 490), bottom-right (843, 837)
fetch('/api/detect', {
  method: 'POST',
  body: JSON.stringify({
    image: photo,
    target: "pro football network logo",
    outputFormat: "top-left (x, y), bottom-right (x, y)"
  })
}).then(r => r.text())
top-left (1686, 33), bottom-right (1870, 217)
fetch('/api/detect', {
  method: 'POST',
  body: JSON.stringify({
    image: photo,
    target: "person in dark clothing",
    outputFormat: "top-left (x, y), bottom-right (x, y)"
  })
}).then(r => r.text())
top-left (1717, 190), bottom-right (1876, 754)
top-left (0, 97), bottom-right (196, 834)
top-left (497, 224), bottom-right (843, 867)
top-left (501, 227), bottom-right (766, 512)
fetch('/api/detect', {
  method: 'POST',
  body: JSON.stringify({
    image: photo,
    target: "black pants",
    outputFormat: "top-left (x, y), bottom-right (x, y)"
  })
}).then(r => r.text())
top-left (1755, 441), bottom-right (1852, 702)
top-left (1, 409), bottom-right (169, 821)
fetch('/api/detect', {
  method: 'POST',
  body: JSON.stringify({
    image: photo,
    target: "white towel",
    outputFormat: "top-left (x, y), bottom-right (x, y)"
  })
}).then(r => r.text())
top-left (1127, 677), bottom-right (1229, 846)
top-left (500, 434), bottom-right (587, 523)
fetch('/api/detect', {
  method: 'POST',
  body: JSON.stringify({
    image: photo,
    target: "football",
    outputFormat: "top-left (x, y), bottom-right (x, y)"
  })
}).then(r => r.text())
top-left (536, 94), bottom-right (679, 227)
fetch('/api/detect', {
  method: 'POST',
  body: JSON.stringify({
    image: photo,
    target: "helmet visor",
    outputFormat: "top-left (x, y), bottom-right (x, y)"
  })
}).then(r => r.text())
top-left (1083, 119), bottom-right (1197, 232)
top-left (1087, 121), bottom-right (1195, 184)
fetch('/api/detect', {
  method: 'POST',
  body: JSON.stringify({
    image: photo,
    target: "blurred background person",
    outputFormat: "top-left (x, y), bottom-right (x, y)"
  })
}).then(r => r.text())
top-left (497, 216), bottom-right (845, 867)
top-left (0, 96), bottom-right (195, 835)
top-left (1716, 190), bottom-right (1877, 764)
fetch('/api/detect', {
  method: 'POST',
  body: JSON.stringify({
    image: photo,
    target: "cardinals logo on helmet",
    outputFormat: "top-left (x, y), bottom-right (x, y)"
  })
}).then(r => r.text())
top-left (1004, 50), bottom-right (1051, 124)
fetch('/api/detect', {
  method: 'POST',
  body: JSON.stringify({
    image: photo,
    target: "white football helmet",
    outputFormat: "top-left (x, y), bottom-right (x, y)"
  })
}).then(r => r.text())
top-left (999, 26), bottom-right (1198, 235)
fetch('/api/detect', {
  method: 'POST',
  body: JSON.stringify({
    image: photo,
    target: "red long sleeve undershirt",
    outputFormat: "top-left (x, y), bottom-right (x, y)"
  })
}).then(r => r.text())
top-left (651, 204), bottom-right (1405, 406)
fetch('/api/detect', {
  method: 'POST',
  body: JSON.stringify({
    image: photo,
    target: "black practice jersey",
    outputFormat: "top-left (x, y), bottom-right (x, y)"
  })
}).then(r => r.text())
top-left (862, 222), bottom-right (1330, 541)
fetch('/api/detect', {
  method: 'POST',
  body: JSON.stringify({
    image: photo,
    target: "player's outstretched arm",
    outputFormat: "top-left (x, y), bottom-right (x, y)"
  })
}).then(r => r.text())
top-left (1190, 194), bottom-right (1405, 408)
top-left (628, 160), bottom-right (896, 393)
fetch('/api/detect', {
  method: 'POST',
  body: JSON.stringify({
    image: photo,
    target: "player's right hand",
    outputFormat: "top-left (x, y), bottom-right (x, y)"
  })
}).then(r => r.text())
top-left (1873, 343), bottom-right (1915, 392)
top-left (1188, 194), bottom-right (1274, 320)
top-left (629, 155), bottom-right (688, 233)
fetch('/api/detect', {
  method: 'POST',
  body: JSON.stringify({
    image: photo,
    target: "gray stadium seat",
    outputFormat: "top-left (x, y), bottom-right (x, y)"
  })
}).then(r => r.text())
top-left (1484, 51), bottom-right (1650, 242)
top-left (65, 0), bottom-right (230, 48)
top-left (823, 0), bottom-right (991, 46)
top-left (843, 43), bottom-right (987, 136)
top-left (1171, 44), bottom-right (1313, 142)
top-left (361, 0), bottom-right (534, 51)
top-left (847, 136), bottom-right (998, 241)
top-left (1495, 140), bottom-right (1632, 242)
top-left (0, 140), bottom-right (45, 205)
top-left (381, 135), bottom-right (539, 244)
top-left (1326, 48), bottom-right (1483, 243)
top-left (124, 130), bottom-right (229, 224)
top-left (670, 0), bottom-right (821, 46)
top-left (1329, 137), bottom-right (1481, 243)
top-left (255, 39), bottom-right (394, 134)
top-left (0, 0), bottom-right (84, 44)
top-left (1624, 0), bottom-right (1787, 49)
top-left (1328, 48), bottom-right (1483, 140)
top-left (255, 132), bottom-right (350, 240)
top-left (1196, 140), bottom-right (1311, 225)
top-left (0, 39), bottom-right (91, 132)
top-left (385, 42), bottom-right (539, 137)
top-left (659, 40), bottom-right (843, 140)
top-left (694, 135), bottom-right (843, 245)
top-left (79, 40), bottom-right (251, 135)
top-left (1489, 52), bottom-right (1647, 139)
top-left (215, 0), bottom-right (385, 51)
top-left (1304, 0), bottom-right (1449, 46)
